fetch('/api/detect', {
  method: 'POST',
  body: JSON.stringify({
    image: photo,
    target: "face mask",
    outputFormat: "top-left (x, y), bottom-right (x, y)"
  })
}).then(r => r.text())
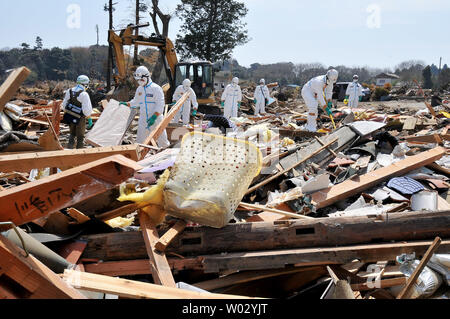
top-left (138, 78), bottom-right (148, 87)
top-left (353, 79), bottom-right (358, 83)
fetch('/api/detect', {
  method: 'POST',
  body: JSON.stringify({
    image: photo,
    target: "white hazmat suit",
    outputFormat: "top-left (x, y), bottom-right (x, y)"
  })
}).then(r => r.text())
top-left (254, 79), bottom-right (270, 115)
top-left (346, 80), bottom-right (363, 109)
top-left (301, 69), bottom-right (338, 132)
top-left (128, 66), bottom-right (170, 148)
top-left (221, 77), bottom-right (242, 119)
top-left (172, 79), bottom-right (199, 125)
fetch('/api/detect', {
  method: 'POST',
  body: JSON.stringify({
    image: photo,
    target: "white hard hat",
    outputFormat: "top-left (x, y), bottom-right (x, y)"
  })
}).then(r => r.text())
top-left (260, 79), bottom-right (265, 84)
top-left (182, 79), bottom-right (191, 88)
top-left (326, 69), bottom-right (339, 84)
top-left (232, 77), bottom-right (239, 85)
top-left (134, 66), bottom-right (151, 81)
top-left (353, 74), bottom-right (359, 80)
top-left (77, 75), bottom-right (90, 86)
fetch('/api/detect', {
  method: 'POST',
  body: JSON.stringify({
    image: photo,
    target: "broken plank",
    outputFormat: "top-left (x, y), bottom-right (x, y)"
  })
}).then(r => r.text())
top-left (139, 211), bottom-right (176, 287)
top-left (239, 202), bottom-right (314, 220)
top-left (0, 145), bottom-right (140, 173)
top-left (0, 67), bottom-right (31, 111)
top-left (311, 147), bottom-right (446, 209)
top-left (62, 269), bottom-right (259, 299)
top-left (402, 117), bottom-right (418, 130)
top-left (0, 155), bottom-right (142, 226)
top-left (0, 234), bottom-right (86, 299)
top-left (66, 208), bottom-right (90, 224)
top-left (155, 220), bottom-right (187, 252)
top-left (19, 117), bottom-right (50, 126)
top-left (140, 92), bottom-right (191, 159)
top-left (396, 237), bottom-right (442, 299)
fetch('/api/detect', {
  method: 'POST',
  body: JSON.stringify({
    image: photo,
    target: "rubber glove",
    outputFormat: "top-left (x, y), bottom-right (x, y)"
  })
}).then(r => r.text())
top-left (147, 114), bottom-right (158, 128)
top-left (254, 99), bottom-right (257, 104)
top-left (238, 102), bottom-right (241, 109)
top-left (325, 102), bottom-right (333, 116)
top-left (119, 102), bottom-right (129, 107)
top-left (170, 102), bottom-right (176, 106)
top-left (221, 101), bottom-right (224, 108)
top-left (345, 95), bottom-right (349, 100)
top-left (87, 118), bottom-right (93, 129)
top-left (265, 99), bottom-right (269, 106)
top-left (192, 109), bottom-right (197, 116)
top-left (359, 96), bottom-right (363, 102)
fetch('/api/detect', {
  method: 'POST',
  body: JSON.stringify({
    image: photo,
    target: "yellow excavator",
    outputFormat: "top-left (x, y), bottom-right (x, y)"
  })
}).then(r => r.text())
top-left (108, 23), bottom-right (216, 105)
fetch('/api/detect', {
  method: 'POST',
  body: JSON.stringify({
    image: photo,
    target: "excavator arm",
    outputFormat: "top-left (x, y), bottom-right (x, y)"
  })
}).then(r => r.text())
top-left (108, 24), bottom-right (178, 86)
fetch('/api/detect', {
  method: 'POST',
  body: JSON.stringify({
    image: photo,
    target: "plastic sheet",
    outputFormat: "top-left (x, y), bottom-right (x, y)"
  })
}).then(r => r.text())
top-left (85, 99), bottom-right (132, 147)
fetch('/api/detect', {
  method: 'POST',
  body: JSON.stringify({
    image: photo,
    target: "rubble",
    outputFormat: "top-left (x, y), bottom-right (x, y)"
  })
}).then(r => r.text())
top-left (0, 68), bottom-right (449, 301)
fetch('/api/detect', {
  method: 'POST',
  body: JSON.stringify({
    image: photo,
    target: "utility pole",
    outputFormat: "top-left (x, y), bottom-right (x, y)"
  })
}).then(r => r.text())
top-left (134, 0), bottom-right (140, 66)
top-left (107, 0), bottom-right (114, 92)
top-left (96, 25), bottom-right (99, 46)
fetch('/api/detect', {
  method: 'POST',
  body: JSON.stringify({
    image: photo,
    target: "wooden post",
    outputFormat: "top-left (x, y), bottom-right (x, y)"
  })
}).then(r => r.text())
top-left (52, 100), bottom-right (62, 135)
top-left (139, 211), bottom-right (177, 287)
top-left (396, 237), bottom-right (442, 299)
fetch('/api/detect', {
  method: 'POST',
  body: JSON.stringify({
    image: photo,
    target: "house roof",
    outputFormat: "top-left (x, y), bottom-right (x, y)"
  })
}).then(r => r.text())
top-left (375, 73), bottom-right (400, 79)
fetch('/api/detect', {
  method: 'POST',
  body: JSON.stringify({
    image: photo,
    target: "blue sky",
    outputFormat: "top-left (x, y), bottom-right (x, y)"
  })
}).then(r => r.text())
top-left (0, 0), bottom-right (448, 69)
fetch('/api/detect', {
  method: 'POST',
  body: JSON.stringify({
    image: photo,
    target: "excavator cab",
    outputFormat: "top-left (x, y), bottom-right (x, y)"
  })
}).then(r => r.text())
top-left (174, 62), bottom-right (215, 105)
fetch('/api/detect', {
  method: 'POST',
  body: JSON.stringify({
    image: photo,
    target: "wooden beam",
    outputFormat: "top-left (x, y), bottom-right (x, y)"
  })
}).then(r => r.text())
top-left (0, 234), bottom-right (86, 299)
top-left (0, 145), bottom-right (140, 173)
top-left (155, 220), bottom-right (187, 252)
top-left (19, 117), bottom-right (50, 126)
top-left (83, 258), bottom-right (204, 277)
top-left (62, 269), bottom-right (260, 299)
top-left (96, 202), bottom-right (147, 221)
top-left (201, 240), bottom-right (450, 274)
top-left (81, 210), bottom-right (450, 259)
top-left (140, 92), bottom-right (190, 159)
top-left (396, 237), bottom-right (442, 299)
top-left (0, 67), bottom-right (31, 111)
top-left (246, 137), bottom-right (339, 195)
top-left (139, 212), bottom-right (176, 287)
top-left (51, 101), bottom-right (62, 135)
top-left (0, 155), bottom-right (142, 226)
top-left (312, 147), bottom-right (446, 209)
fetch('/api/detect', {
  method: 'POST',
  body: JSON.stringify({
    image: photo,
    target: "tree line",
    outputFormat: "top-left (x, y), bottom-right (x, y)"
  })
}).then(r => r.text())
top-left (0, 37), bottom-right (109, 84)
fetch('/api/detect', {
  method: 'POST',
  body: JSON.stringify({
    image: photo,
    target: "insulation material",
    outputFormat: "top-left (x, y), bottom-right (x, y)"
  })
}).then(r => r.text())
top-left (164, 132), bottom-right (262, 228)
top-left (86, 99), bottom-right (132, 147)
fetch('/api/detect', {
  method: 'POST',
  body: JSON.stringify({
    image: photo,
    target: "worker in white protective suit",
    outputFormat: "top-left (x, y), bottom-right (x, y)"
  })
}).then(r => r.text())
top-left (120, 66), bottom-right (170, 148)
top-left (221, 77), bottom-right (242, 119)
top-left (301, 69), bottom-right (339, 132)
top-left (345, 75), bottom-right (364, 109)
top-left (172, 79), bottom-right (199, 125)
top-left (254, 79), bottom-right (270, 116)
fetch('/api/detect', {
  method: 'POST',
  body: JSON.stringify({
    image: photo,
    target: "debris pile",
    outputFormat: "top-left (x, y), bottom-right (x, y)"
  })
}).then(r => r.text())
top-left (0, 67), bottom-right (449, 300)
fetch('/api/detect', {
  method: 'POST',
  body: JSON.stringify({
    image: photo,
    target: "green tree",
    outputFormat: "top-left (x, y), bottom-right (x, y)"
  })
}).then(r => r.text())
top-left (34, 36), bottom-right (43, 50)
top-left (422, 65), bottom-right (433, 89)
top-left (175, 0), bottom-right (249, 62)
